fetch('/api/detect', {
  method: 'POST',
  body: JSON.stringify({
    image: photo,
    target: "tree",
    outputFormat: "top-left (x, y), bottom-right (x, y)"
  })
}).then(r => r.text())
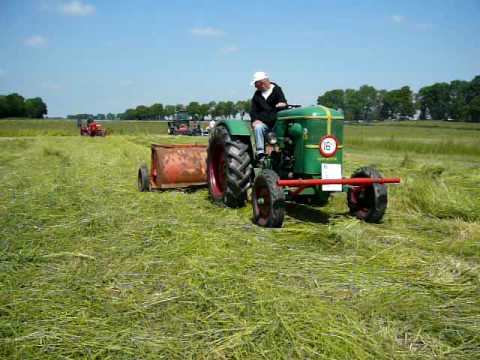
top-left (106, 113), bottom-right (115, 120)
top-left (122, 109), bottom-right (137, 120)
top-left (357, 85), bottom-right (379, 121)
top-left (198, 103), bottom-right (210, 120)
top-left (375, 90), bottom-right (388, 120)
top-left (448, 80), bottom-right (469, 121)
top-left (212, 101), bottom-right (235, 118)
top-left (5, 93), bottom-right (26, 117)
top-left (24, 97), bottom-right (47, 118)
top-left (466, 76), bottom-right (480, 122)
top-left (343, 89), bottom-right (362, 121)
top-left (0, 96), bottom-right (7, 118)
top-left (164, 105), bottom-right (176, 118)
top-left (235, 100), bottom-right (251, 119)
top-left (225, 101), bottom-right (235, 118)
top-left (317, 89), bottom-right (345, 111)
top-left (243, 99), bottom-right (251, 114)
top-left (135, 105), bottom-right (149, 120)
top-left (417, 83), bottom-right (450, 120)
top-left (149, 103), bottom-right (164, 120)
top-left (213, 101), bottom-right (225, 118)
top-left (467, 96), bottom-right (480, 122)
top-left (397, 86), bottom-right (415, 118)
top-left (380, 91), bottom-right (395, 120)
top-left (67, 113), bottom-right (94, 120)
top-left (186, 102), bottom-right (201, 117)
top-left (207, 101), bottom-right (217, 119)
top-left (380, 86), bottom-right (414, 120)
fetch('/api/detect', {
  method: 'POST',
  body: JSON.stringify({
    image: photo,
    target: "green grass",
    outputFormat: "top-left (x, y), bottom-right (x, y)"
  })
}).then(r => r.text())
top-left (0, 119), bottom-right (169, 136)
top-left (0, 120), bottom-right (479, 359)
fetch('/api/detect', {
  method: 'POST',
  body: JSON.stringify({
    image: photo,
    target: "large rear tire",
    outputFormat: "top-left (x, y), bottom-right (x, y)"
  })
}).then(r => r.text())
top-left (252, 170), bottom-right (285, 228)
top-left (347, 166), bottom-right (387, 223)
top-left (207, 126), bottom-right (252, 208)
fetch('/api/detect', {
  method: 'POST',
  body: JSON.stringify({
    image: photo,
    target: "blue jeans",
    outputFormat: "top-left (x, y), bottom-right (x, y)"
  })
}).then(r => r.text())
top-left (253, 122), bottom-right (269, 155)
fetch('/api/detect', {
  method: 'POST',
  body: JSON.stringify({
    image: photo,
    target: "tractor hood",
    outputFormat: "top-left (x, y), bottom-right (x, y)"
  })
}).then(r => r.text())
top-left (275, 105), bottom-right (344, 175)
top-left (277, 105), bottom-right (344, 120)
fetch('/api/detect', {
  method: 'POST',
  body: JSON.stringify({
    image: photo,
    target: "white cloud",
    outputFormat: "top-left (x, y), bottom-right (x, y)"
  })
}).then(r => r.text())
top-left (391, 15), bottom-right (405, 23)
top-left (60, 1), bottom-right (95, 16)
top-left (191, 27), bottom-right (225, 37)
top-left (220, 46), bottom-right (239, 54)
top-left (24, 35), bottom-right (47, 48)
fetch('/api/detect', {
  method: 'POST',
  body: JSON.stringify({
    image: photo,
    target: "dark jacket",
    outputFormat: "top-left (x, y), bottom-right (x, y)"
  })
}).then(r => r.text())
top-left (250, 82), bottom-right (287, 127)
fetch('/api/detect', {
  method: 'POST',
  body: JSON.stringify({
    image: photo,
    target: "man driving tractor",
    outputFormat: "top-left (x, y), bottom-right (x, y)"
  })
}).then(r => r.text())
top-left (250, 71), bottom-right (287, 162)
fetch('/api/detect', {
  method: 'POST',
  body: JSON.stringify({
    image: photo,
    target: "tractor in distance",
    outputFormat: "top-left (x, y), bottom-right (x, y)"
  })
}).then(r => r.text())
top-left (167, 111), bottom-right (207, 136)
top-left (80, 119), bottom-right (107, 137)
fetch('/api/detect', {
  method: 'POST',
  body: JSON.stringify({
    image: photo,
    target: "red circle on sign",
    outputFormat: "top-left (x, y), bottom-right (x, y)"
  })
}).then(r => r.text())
top-left (319, 135), bottom-right (339, 157)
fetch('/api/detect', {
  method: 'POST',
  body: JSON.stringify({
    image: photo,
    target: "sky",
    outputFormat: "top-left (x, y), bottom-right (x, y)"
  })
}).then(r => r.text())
top-left (0, 0), bottom-right (479, 117)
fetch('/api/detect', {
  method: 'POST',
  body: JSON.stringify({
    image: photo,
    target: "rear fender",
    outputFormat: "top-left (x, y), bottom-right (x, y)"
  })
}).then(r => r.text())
top-left (216, 119), bottom-right (252, 137)
top-left (215, 119), bottom-right (256, 159)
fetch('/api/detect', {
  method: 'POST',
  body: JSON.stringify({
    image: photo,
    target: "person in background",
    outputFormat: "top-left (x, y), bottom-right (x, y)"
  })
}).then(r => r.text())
top-left (250, 71), bottom-right (287, 162)
top-left (209, 118), bottom-right (216, 130)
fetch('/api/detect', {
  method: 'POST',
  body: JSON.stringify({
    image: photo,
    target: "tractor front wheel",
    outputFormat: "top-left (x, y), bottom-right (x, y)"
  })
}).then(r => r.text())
top-left (207, 126), bottom-right (252, 208)
top-left (252, 170), bottom-right (285, 228)
top-left (138, 164), bottom-right (150, 192)
top-left (347, 166), bottom-right (387, 223)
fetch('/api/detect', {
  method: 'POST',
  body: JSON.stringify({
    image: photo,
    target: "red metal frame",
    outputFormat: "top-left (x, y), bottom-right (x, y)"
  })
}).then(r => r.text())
top-left (278, 177), bottom-right (401, 187)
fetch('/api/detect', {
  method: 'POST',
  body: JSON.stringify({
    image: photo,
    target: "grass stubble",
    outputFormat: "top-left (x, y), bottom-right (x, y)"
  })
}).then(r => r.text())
top-left (0, 120), bottom-right (479, 359)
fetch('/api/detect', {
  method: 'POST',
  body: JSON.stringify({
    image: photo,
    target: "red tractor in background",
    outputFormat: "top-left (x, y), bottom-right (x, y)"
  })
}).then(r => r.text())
top-left (80, 119), bottom-right (107, 137)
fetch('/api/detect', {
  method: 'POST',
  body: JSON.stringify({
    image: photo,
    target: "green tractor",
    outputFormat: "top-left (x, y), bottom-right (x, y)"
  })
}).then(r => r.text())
top-left (206, 105), bottom-right (400, 227)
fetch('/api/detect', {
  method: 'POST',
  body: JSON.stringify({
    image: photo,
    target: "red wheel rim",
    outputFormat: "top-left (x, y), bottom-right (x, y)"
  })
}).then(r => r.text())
top-left (349, 186), bottom-right (371, 218)
top-left (255, 184), bottom-right (271, 226)
top-left (209, 143), bottom-right (226, 197)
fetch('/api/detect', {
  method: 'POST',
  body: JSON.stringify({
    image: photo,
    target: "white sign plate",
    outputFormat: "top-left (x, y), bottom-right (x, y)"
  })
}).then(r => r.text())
top-left (321, 163), bottom-right (342, 191)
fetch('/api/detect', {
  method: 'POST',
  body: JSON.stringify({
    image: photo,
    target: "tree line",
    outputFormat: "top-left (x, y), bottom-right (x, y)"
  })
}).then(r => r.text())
top-left (317, 75), bottom-right (480, 122)
top-left (117, 100), bottom-right (252, 120)
top-left (67, 113), bottom-right (118, 120)
top-left (10, 75), bottom-right (476, 122)
top-left (0, 93), bottom-right (48, 119)
top-left (66, 101), bottom-right (251, 121)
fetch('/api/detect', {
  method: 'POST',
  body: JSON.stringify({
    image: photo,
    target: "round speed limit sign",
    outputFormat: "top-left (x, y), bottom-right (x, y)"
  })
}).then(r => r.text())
top-left (319, 135), bottom-right (338, 157)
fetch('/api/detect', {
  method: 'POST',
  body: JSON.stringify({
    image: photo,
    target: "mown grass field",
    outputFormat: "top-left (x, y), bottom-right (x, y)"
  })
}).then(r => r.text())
top-left (1, 119), bottom-right (479, 359)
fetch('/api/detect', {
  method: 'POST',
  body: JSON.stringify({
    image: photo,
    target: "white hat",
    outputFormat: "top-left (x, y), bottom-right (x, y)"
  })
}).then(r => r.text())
top-left (251, 71), bottom-right (268, 85)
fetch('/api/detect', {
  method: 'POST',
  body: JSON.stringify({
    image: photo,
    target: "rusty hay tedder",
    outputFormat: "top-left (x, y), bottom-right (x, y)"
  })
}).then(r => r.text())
top-left (138, 105), bottom-right (400, 227)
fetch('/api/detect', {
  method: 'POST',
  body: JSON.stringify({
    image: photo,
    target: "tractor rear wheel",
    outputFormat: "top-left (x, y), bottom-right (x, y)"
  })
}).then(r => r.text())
top-left (347, 166), bottom-right (387, 223)
top-left (207, 126), bottom-right (252, 208)
top-left (252, 169), bottom-right (285, 228)
top-left (138, 164), bottom-right (150, 192)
